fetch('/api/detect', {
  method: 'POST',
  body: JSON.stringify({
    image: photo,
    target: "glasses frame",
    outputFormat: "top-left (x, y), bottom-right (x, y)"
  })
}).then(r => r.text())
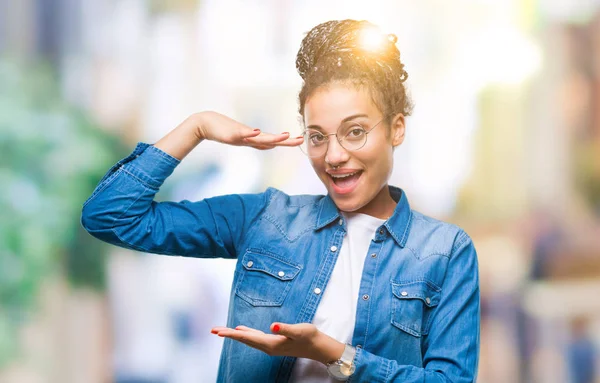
top-left (299, 115), bottom-right (390, 158)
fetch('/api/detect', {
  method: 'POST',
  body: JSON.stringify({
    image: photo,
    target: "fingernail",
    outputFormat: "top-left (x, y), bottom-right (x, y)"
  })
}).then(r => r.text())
top-left (296, 136), bottom-right (303, 139)
top-left (253, 129), bottom-right (261, 132)
top-left (273, 324), bottom-right (280, 333)
top-left (218, 334), bottom-right (225, 337)
top-left (210, 329), bottom-right (217, 334)
top-left (281, 132), bottom-right (289, 135)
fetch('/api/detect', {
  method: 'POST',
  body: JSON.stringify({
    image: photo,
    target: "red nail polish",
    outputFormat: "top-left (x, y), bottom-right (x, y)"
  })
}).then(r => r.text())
top-left (211, 330), bottom-right (217, 334)
top-left (296, 136), bottom-right (303, 139)
top-left (273, 324), bottom-right (280, 333)
top-left (282, 132), bottom-right (289, 135)
top-left (253, 129), bottom-right (261, 132)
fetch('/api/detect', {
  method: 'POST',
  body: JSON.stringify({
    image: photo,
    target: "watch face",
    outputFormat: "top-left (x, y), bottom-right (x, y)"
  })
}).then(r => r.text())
top-left (327, 360), bottom-right (355, 380)
top-left (340, 362), bottom-right (355, 376)
top-left (327, 344), bottom-right (357, 380)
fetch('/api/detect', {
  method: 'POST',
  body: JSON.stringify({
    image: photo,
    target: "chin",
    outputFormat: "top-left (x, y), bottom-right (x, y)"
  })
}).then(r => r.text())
top-left (329, 195), bottom-right (365, 213)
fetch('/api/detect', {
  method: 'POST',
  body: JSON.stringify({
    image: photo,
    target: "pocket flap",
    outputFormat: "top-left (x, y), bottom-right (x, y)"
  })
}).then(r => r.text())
top-left (241, 250), bottom-right (301, 281)
top-left (391, 280), bottom-right (441, 307)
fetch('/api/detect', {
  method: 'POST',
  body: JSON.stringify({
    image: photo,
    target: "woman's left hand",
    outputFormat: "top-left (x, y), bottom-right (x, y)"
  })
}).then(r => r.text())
top-left (210, 323), bottom-right (344, 364)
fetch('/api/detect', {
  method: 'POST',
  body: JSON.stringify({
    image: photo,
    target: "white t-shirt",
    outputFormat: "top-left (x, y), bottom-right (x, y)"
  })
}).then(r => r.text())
top-left (289, 212), bottom-right (385, 382)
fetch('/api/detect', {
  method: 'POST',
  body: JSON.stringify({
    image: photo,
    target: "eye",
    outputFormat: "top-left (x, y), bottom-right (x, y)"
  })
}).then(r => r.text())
top-left (345, 127), bottom-right (366, 140)
top-left (308, 132), bottom-right (326, 145)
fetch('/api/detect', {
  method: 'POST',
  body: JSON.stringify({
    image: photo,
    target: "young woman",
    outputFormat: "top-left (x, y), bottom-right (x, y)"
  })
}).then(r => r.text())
top-left (82, 19), bottom-right (480, 383)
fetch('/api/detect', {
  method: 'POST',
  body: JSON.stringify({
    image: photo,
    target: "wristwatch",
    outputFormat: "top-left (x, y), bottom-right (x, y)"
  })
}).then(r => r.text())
top-left (326, 344), bottom-right (357, 381)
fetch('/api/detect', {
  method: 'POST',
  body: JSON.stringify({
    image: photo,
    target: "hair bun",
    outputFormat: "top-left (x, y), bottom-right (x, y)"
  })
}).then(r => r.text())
top-left (295, 19), bottom-right (400, 80)
top-left (296, 19), bottom-right (413, 119)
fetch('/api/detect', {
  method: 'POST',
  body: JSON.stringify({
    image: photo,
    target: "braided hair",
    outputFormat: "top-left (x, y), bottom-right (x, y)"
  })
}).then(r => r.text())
top-left (296, 20), bottom-right (413, 124)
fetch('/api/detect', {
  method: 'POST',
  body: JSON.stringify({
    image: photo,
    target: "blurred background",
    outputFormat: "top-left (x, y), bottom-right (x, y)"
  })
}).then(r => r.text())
top-left (1, 0), bottom-right (600, 382)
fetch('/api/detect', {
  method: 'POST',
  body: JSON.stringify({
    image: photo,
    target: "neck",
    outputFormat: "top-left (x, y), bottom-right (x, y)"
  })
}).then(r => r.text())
top-left (355, 185), bottom-right (397, 219)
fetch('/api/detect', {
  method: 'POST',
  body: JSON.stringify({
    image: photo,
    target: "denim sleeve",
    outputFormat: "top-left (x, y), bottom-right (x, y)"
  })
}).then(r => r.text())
top-left (350, 232), bottom-right (480, 383)
top-left (81, 142), bottom-right (271, 258)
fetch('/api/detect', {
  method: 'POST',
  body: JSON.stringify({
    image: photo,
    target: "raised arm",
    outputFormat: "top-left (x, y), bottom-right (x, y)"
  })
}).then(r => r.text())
top-left (81, 111), bottom-right (302, 258)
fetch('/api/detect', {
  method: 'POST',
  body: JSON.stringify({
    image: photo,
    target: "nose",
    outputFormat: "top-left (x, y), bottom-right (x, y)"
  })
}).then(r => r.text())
top-left (324, 137), bottom-right (350, 167)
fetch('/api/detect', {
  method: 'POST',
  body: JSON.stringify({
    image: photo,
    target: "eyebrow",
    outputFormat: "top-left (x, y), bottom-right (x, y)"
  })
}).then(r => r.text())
top-left (306, 113), bottom-right (369, 131)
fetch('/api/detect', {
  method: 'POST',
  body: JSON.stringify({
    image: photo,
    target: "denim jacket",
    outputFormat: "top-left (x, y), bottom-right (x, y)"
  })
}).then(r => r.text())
top-left (81, 143), bottom-right (480, 383)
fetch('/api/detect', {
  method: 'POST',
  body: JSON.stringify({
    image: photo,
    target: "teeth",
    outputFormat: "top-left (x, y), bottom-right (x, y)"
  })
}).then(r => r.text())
top-left (331, 171), bottom-right (359, 179)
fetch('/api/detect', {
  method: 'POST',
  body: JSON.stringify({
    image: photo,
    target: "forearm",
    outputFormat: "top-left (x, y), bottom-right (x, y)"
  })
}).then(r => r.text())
top-left (80, 142), bottom-right (257, 257)
top-left (312, 333), bottom-right (345, 365)
top-left (315, 337), bottom-right (466, 382)
top-left (81, 143), bottom-right (182, 253)
top-left (352, 348), bottom-right (450, 383)
top-left (153, 112), bottom-right (207, 160)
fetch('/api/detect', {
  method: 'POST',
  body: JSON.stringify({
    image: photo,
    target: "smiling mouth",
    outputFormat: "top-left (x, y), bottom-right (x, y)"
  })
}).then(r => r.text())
top-left (329, 171), bottom-right (363, 189)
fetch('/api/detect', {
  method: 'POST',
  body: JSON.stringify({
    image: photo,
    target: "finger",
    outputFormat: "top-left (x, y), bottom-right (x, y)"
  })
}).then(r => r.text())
top-left (271, 323), bottom-right (297, 338)
top-left (271, 322), bottom-right (313, 340)
top-left (234, 325), bottom-right (265, 334)
top-left (243, 132), bottom-right (291, 145)
top-left (219, 329), bottom-right (292, 357)
top-left (240, 128), bottom-right (262, 139)
top-left (243, 135), bottom-right (289, 146)
top-left (269, 136), bottom-right (304, 147)
top-left (246, 136), bottom-right (302, 150)
top-left (218, 329), bottom-right (265, 346)
top-left (210, 326), bottom-right (231, 334)
top-left (217, 329), bottom-right (277, 346)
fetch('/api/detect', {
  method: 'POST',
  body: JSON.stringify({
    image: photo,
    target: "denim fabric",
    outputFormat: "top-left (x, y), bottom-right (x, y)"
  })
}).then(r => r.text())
top-left (81, 143), bottom-right (480, 383)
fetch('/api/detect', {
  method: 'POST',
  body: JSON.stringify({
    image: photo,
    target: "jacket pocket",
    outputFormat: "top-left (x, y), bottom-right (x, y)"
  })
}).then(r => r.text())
top-left (390, 280), bottom-right (441, 337)
top-left (235, 250), bottom-right (302, 307)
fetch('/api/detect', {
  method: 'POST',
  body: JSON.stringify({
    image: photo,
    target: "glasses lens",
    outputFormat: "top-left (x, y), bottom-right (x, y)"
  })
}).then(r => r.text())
top-left (300, 129), bottom-right (327, 157)
top-left (339, 122), bottom-right (367, 151)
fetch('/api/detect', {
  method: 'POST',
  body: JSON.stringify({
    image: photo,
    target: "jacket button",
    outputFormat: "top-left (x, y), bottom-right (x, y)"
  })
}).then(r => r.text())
top-left (379, 228), bottom-right (385, 235)
top-left (426, 297), bottom-right (431, 304)
top-left (362, 294), bottom-right (369, 300)
top-left (401, 291), bottom-right (408, 296)
top-left (330, 246), bottom-right (337, 252)
top-left (247, 261), bottom-right (254, 268)
top-left (339, 219), bottom-right (343, 225)
top-left (314, 288), bottom-right (322, 295)
top-left (371, 253), bottom-right (377, 258)
top-left (278, 271), bottom-right (285, 277)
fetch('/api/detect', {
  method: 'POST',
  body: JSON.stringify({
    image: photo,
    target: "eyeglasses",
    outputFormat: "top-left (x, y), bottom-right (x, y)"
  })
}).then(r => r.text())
top-left (299, 116), bottom-right (388, 158)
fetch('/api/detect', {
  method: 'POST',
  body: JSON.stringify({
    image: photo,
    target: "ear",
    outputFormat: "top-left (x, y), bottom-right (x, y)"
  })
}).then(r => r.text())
top-left (390, 113), bottom-right (405, 147)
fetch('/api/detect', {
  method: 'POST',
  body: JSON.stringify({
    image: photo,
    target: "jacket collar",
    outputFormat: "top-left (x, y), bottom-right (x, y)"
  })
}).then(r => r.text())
top-left (315, 185), bottom-right (412, 247)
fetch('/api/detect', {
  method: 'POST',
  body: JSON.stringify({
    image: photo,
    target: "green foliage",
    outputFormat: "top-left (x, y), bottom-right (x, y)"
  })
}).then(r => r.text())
top-left (0, 58), bottom-right (126, 366)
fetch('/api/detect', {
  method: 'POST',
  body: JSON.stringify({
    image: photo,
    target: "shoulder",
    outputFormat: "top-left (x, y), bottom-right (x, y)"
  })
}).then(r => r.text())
top-left (260, 187), bottom-right (326, 241)
top-left (207, 187), bottom-right (325, 215)
top-left (406, 209), bottom-right (473, 260)
top-left (263, 187), bottom-right (326, 210)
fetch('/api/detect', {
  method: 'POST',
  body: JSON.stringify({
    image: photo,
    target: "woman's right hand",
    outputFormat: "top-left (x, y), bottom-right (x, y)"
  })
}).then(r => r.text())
top-left (154, 111), bottom-right (303, 161)
top-left (195, 111), bottom-right (303, 151)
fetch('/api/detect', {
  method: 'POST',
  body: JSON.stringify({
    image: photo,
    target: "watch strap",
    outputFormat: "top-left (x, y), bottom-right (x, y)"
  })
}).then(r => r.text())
top-left (326, 344), bottom-right (357, 380)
